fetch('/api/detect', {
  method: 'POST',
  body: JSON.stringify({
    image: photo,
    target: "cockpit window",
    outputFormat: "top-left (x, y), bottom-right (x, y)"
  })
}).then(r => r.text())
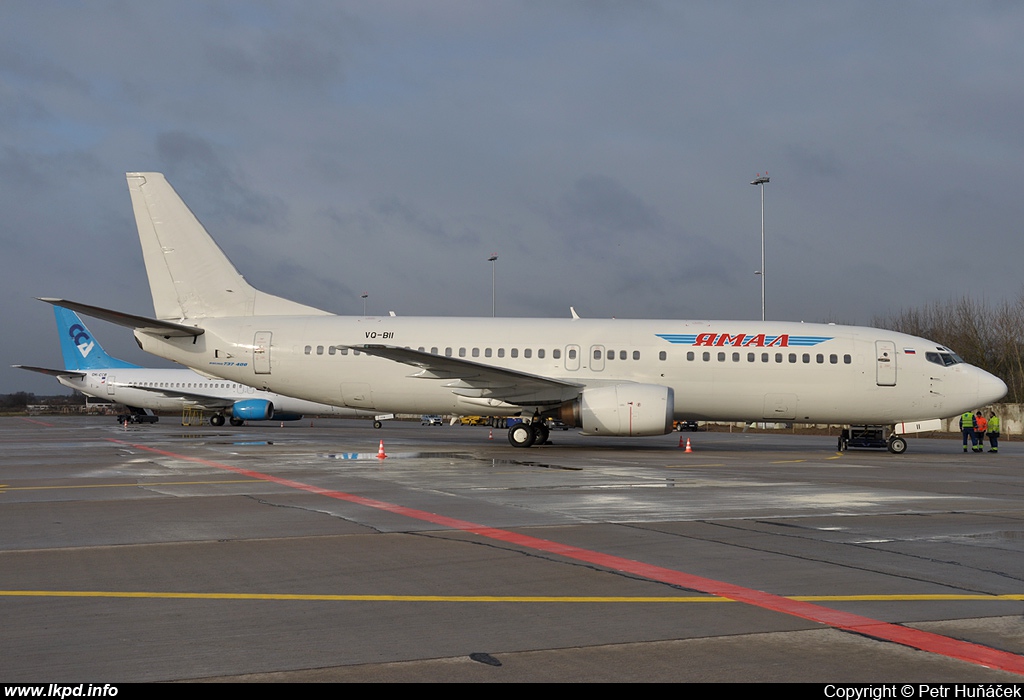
top-left (925, 351), bottom-right (961, 367)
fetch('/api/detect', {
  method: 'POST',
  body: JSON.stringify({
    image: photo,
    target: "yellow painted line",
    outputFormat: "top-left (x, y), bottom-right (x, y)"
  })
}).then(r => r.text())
top-left (663, 464), bottom-right (726, 468)
top-left (771, 459), bottom-right (806, 464)
top-left (0, 479), bottom-right (264, 492)
top-left (1, 591), bottom-right (1023, 603)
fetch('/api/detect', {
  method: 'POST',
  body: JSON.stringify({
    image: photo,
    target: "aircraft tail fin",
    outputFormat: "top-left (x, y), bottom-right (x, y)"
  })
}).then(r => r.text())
top-left (125, 172), bottom-right (331, 320)
top-left (54, 306), bottom-right (140, 371)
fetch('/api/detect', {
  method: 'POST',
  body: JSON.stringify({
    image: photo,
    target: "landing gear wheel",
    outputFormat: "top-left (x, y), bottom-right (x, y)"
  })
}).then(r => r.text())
top-left (508, 423), bottom-right (536, 448)
top-left (532, 423), bottom-right (550, 446)
top-left (229, 417), bottom-right (244, 427)
top-left (373, 420), bottom-right (383, 429)
top-left (210, 414), bottom-right (225, 427)
top-left (887, 436), bottom-right (907, 454)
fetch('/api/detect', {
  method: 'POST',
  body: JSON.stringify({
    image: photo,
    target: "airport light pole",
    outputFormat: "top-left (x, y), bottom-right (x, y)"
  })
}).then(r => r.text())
top-left (361, 292), bottom-right (368, 317)
top-left (488, 254), bottom-right (498, 317)
top-left (750, 172), bottom-right (769, 321)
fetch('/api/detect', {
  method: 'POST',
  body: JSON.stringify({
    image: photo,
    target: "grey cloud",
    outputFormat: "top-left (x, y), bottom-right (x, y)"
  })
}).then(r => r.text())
top-left (156, 131), bottom-right (285, 228)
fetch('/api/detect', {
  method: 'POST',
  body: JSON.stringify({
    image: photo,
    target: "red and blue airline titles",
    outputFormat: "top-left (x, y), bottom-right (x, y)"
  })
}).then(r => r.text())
top-left (655, 333), bottom-right (833, 348)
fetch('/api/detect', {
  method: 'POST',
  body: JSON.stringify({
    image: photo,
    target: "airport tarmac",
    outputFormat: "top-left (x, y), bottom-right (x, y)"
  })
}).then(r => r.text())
top-left (3, 416), bottom-right (1024, 682)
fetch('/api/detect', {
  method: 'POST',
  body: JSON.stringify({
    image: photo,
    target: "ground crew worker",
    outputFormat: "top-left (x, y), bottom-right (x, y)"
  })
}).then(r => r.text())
top-left (960, 411), bottom-right (976, 452)
top-left (987, 412), bottom-right (1001, 453)
top-left (974, 411), bottom-right (987, 453)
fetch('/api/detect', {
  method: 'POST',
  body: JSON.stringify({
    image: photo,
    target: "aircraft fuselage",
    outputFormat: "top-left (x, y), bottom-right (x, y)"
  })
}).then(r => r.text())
top-left (135, 315), bottom-right (1005, 426)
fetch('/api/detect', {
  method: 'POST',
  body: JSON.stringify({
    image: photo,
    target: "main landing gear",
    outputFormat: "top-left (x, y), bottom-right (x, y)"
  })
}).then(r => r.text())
top-left (507, 421), bottom-right (550, 448)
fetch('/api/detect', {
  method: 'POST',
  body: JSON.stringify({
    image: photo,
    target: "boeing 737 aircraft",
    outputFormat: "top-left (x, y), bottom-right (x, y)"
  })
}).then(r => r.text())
top-left (44, 172), bottom-right (1007, 452)
top-left (17, 306), bottom-right (384, 427)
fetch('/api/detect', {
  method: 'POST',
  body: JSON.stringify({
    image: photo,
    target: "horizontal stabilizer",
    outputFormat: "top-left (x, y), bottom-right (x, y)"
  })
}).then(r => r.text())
top-left (38, 298), bottom-right (204, 337)
top-left (13, 365), bottom-right (87, 378)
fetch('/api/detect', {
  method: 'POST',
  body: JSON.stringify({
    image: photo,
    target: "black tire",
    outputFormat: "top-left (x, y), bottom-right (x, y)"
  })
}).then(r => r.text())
top-left (229, 417), bottom-right (244, 427)
top-left (210, 414), bottom-right (225, 427)
top-left (532, 423), bottom-right (550, 445)
top-left (373, 420), bottom-right (383, 429)
top-left (508, 423), bottom-right (536, 448)
top-left (887, 436), bottom-right (907, 454)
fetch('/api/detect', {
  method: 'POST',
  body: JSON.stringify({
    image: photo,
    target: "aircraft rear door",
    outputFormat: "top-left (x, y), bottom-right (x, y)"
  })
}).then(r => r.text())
top-left (253, 332), bottom-right (272, 375)
top-left (875, 340), bottom-right (896, 386)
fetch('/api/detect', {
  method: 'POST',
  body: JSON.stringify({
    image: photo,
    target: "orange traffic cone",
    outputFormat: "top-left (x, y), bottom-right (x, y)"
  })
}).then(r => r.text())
top-left (678, 434), bottom-right (684, 448)
top-left (377, 439), bottom-right (387, 459)
top-left (685, 438), bottom-right (693, 453)
top-left (488, 429), bottom-right (493, 440)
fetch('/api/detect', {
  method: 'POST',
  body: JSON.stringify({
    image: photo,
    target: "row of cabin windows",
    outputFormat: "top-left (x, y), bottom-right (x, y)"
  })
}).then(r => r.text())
top-left (686, 351), bottom-right (852, 365)
top-left (304, 345), bottom-right (655, 361)
top-left (301, 345), bottom-right (853, 365)
top-left (126, 381), bottom-right (243, 389)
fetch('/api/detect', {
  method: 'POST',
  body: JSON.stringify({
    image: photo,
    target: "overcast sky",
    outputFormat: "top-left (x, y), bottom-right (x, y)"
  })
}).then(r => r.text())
top-left (3, 1), bottom-right (1023, 394)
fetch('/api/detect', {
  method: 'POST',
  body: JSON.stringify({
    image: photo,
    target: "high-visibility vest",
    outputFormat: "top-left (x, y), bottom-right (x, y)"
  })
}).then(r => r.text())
top-left (961, 412), bottom-right (975, 429)
top-left (989, 416), bottom-right (1000, 433)
top-left (976, 416), bottom-right (987, 432)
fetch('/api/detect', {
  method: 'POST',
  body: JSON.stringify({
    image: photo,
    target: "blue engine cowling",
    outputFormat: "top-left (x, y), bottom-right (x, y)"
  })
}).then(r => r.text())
top-left (232, 399), bottom-right (274, 421)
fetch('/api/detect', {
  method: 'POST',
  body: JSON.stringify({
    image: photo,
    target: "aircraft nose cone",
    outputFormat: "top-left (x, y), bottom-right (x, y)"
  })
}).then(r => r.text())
top-left (978, 370), bottom-right (1008, 405)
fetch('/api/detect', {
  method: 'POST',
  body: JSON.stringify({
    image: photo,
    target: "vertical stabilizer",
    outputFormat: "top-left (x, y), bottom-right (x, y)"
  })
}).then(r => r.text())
top-left (126, 172), bottom-right (330, 320)
top-left (54, 307), bottom-right (140, 371)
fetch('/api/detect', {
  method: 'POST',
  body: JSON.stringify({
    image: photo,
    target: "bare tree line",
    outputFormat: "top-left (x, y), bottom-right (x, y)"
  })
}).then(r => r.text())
top-left (873, 295), bottom-right (1024, 403)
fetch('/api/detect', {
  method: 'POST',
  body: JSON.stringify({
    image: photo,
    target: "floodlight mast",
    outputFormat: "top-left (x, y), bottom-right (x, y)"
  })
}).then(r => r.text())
top-left (750, 173), bottom-right (770, 321)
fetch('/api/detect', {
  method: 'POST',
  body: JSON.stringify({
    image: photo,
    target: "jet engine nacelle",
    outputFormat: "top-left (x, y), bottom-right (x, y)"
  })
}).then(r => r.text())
top-left (231, 399), bottom-right (275, 421)
top-left (558, 384), bottom-right (674, 436)
top-left (271, 411), bottom-right (303, 422)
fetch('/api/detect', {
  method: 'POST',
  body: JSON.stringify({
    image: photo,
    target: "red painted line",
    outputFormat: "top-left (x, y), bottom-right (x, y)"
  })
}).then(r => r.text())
top-left (108, 438), bottom-right (1024, 675)
top-left (18, 417), bottom-right (55, 427)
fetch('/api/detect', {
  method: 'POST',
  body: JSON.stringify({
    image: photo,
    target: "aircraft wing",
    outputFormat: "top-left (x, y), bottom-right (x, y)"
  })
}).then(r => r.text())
top-left (13, 365), bottom-right (87, 378)
top-left (37, 298), bottom-right (204, 337)
top-left (347, 344), bottom-right (583, 405)
top-left (118, 383), bottom-right (233, 410)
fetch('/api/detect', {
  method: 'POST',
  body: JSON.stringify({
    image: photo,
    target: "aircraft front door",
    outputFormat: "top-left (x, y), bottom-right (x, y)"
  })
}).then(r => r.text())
top-left (875, 340), bottom-right (896, 386)
top-left (253, 331), bottom-right (272, 375)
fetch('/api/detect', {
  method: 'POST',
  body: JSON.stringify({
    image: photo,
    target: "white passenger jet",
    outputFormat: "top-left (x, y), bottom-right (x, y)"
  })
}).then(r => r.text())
top-left (43, 172), bottom-right (1007, 452)
top-left (17, 306), bottom-right (385, 427)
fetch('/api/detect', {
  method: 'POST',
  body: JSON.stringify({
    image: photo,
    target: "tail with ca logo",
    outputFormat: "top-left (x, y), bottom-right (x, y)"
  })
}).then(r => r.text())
top-left (54, 306), bottom-right (140, 371)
